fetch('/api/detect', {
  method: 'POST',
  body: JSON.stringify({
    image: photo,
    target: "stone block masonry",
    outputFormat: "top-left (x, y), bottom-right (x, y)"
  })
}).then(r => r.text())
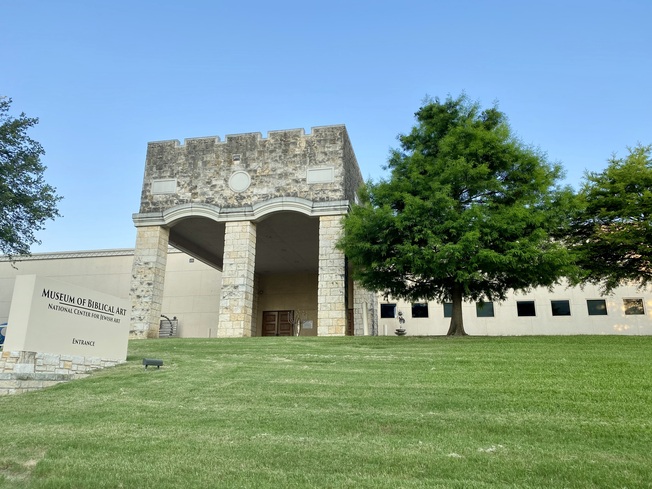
top-left (138, 126), bottom-right (363, 215)
top-left (0, 350), bottom-right (123, 395)
top-left (354, 282), bottom-right (378, 336)
top-left (218, 221), bottom-right (257, 337)
top-left (130, 226), bottom-right (170, 338)
top-left (318, 216), bottom-right (347, 335)
top-left (131, 125), bottom-right (367, 338)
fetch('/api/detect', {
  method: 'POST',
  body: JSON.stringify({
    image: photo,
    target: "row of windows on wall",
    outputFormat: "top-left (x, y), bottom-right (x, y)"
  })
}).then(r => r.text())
top-left (379, 298), bottom-right (646, 319)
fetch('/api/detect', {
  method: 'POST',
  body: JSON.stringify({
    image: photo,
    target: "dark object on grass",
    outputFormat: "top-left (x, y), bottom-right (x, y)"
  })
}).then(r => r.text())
top-left (143, 358), bottom-right (163, 369)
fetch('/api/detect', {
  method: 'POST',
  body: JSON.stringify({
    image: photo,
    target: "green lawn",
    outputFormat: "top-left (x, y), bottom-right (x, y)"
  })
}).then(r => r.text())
top-left (2, 336), bottom-right (651, 488)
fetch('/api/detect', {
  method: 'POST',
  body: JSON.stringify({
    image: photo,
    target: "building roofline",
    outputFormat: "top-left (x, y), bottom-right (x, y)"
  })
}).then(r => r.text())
top-left (0, 247), bottom-right (186, 262)
top-left (0, 248), bottom-right (136, 262)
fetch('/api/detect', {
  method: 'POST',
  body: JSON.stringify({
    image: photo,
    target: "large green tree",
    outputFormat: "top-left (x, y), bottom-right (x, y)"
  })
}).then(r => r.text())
top-left (0, 97), bottom-right (61, 257)
top-left (338, 95), bottom-right (575, 335)
top-left (568, 144), bottom-right (652, 292)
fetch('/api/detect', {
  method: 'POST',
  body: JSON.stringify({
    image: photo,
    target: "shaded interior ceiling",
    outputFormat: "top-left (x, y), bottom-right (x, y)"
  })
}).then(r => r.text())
top-left (168, 213), bottom-right (320, 274)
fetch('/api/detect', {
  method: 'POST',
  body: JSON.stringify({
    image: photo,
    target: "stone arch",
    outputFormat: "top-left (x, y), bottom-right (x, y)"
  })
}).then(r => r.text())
top-left (130, 125), bottom-right (363, 338)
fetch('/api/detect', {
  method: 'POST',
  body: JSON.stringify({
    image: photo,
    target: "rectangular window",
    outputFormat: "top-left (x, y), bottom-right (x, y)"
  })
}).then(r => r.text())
top-left (476, 302), bottom-right (494, 317)
top-left (587, 299), bottom-right (607, 316)
top-left (411, 303), bottom-right (429, 318)
top-left (517, 301), bottom-right (536, 317)
top-left (551, 300), bottom-right (571, 316)
top-left (380, 303), bottom-right (396, 318)
top-left (443, 302), bottom-right (453, 318)
top-left (624, 298), bottom-right (644, 315)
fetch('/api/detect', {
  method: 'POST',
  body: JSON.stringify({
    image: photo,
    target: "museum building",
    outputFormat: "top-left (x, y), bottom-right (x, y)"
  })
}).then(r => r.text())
top-left (1, 126), bottom-right (651, 337)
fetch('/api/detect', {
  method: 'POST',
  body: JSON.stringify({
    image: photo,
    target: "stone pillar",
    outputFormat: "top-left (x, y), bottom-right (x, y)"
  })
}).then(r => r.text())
top-left (317, 215), bottom-right (347, 336)
top-left (130, 226), bottom-right (170, 339)
top-left (218, 221), bottom-right (257, 337)
top-left (251, 273), bottom-right (261, 336)
top-left (353, 282), bottom-right (378, 336)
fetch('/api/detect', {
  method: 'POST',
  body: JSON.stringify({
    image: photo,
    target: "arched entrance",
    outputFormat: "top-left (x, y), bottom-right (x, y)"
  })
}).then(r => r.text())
top-left (129, 125), bottom-right (369, 338)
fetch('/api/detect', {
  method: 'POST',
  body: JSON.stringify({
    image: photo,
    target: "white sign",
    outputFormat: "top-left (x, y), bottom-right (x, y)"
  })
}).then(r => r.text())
top-left (4, 275), bottom-right (130, 361)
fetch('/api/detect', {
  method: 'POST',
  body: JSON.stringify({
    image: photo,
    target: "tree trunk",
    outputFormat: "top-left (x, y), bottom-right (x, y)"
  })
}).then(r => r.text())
top-left (446, 283), bottom-right (467, 336)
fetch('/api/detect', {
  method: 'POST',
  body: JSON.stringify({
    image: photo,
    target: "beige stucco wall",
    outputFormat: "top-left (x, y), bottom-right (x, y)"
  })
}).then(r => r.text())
top-left (1, 250), bottom-right (222, 338)
top-left (378, 282), bottom-right (652, 336)
top-left (256, 273), bottom-right (318, 336)
top-left (161, 254), bottom-right (222, 338)
top-left (1, 252), bottom-right (318, 338)
top-left (4, 251), bottom-right (652, 337)
top-left (1, 251), bottom-right (134, 324)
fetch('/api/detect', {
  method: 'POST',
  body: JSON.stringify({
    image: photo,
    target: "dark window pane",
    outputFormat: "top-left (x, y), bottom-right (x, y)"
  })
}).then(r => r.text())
top-left (380, 303), bottom-right (396, 318)
top-left (476, 302), bottom-right (494, 317)
top-left (551, 300), bottom-right (571, 316)
top-left (587, 299), bottom-right (607, 316)
top-left (517, 301), bottom-right (536, 317)
top-left (624, 298), bottom-right (644, 315)
top-left (443, 303), bottom-right (452, 318)
top-left (411, 303), bottom-right (429, 318)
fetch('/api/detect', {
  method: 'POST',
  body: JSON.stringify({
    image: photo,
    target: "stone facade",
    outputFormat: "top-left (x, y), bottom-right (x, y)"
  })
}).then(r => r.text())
top-left (317, 216), bottom-right (347, 335)
top-left (130, 226), bottom-right (170, 338)
top-left (353, 282), bottom-right (379, 336)
top-left (130, 125), bottom-right (365, 338)
top-left (137, 126), bottom-right (359, 215)
top-left (218, 221), bottom-right (257, 337)
top-left (0, 350), bottom-right (123, 395)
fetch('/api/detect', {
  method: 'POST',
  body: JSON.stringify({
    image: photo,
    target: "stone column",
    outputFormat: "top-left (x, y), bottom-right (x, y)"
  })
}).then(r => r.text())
top-left (251, 273), bottom-right (261, 336)
top-left (130, 226), bottom-right (170, 339)
top-left (218, 221), bottom-right (257, 337)
top-left (317, 215), bottom-right (347, 336)
top-left (353, 282), bottom-right (377, 336)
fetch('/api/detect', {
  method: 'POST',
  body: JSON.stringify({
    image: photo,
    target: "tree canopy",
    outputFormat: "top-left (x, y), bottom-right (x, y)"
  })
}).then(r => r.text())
top-left (338, 95), bottom-right (575, 335)
top-left (0, 97), bottom-right (61, 257)
top-left (567, 144), bottom-right (652, 292)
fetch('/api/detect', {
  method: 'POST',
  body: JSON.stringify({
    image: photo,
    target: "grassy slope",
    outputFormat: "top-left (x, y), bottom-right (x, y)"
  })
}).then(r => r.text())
top-left (1, 336), bottom-right (651, 488)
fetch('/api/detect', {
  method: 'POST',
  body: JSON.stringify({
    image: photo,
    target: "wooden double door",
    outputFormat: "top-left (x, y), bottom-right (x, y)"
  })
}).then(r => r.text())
top-left (262, 309), bottom-right (354, 336)
top-left (262, 311), bottom-right (294, 336)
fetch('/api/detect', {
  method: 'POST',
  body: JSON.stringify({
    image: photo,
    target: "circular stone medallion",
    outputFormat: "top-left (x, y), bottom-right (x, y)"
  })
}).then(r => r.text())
top-left (228, 171), bottom-right (251, 192)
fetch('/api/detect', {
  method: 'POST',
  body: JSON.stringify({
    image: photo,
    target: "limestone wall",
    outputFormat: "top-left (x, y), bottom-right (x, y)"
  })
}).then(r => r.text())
top-left (130, 226), bottom-right (170, 338)
top-left (353, 283), bottom-right (378, 336)
top-left (342, 131), bottom-right (365, 203)
top-left (217, 221), bottom-right (257, 337)
top-left (317, 216), bottom-right (347, 335)
top-left (139, 126), bottom-right (360, 214)
top-left (0, 350), bottom-right (123, 395)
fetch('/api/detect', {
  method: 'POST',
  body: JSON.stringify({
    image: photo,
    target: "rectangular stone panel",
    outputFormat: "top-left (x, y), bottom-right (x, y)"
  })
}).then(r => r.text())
top-left (151, 178), bottom-right (178, 194)
top-left (307, 167), bottom-right (335, 184)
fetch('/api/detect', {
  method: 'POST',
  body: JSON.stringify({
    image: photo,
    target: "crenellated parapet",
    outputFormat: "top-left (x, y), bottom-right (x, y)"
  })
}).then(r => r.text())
top-left (138, 125), bottom-right (363, 216)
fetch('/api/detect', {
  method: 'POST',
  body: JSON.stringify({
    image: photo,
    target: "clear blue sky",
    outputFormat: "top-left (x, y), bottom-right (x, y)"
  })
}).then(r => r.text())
top-left (2, 0), bottom-right (651, 253)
